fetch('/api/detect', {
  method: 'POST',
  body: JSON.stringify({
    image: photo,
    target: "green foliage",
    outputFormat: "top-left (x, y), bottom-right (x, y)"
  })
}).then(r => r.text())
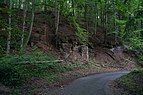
top-left (0, 45), bottom-right (5, 57)
top-left (0, 63), bottom-right (22, 87)
top-left (0, 0), bottom-right (142, 57)
top-left (5, 51), bottom-right (54, 62)
top-left (70, 17), bottom-right (89, 45)
top-left (117, 70), bottom-right (143, 95)
top-left (0, 50), bottom-right (73, 86)
top-left (114, 0), bottom-right (143, 58)
top-left (0, 6), bottom-right (23, 54)
top-left (0, 49), bottom-right (99, 87)
top-left (0, 15), bottom-right (7, 56)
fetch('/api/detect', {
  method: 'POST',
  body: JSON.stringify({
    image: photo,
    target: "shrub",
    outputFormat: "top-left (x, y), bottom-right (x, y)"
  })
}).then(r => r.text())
top-left (0, 63), bottom-right (22, 87)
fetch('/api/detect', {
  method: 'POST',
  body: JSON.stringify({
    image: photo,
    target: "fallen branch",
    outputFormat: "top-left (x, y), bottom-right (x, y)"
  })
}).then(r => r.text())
top-left (14, 60), bottom-right (64, 65)
top-left (105, 51), bottom-right (115, 60)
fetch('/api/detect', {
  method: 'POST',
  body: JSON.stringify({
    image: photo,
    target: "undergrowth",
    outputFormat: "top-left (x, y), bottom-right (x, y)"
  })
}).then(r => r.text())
top-left (116, 69), bottom-right (143, 95)
top-left (0, 50), bottom-right (99, 95)
top-left (0, 50), bottom-right (67, 87)
top-left (0, 50), bottom-right (98, 87)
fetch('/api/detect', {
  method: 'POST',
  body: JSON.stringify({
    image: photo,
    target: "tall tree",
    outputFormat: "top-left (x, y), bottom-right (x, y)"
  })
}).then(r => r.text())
top-left (55, 0), bottom-right (60, 48)
top-left (6, 0), bottom-right (12, 56)
top-left (24, 0), bottom-right (35, 49)
top-left (21, 0), bottom-right (27, 51)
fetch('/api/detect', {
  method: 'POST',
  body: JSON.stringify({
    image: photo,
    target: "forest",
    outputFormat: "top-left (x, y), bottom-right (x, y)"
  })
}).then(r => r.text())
top-left (0, 0), bottom-right (143, 95)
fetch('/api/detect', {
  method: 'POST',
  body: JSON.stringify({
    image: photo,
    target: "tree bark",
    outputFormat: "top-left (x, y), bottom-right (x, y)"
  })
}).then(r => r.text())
top-left (21, 0), bottom-right (27, 51)
top-left (24, 0), bottom-right (35, 49)
top-left (6, 0), bottom-right (12, 56)
top-left (55, 3), bottom-right (60, 48)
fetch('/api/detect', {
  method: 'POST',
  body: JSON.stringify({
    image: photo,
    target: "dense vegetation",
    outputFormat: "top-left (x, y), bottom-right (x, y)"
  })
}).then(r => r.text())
top-left (0, 0), bottom-right (143, 94)
top-left (0, 0), bottom-right (143, 56)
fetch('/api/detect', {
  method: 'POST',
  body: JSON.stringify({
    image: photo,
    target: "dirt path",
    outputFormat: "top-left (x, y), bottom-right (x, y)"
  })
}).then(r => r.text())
top-left (63, 71), bottom-right (129, 95)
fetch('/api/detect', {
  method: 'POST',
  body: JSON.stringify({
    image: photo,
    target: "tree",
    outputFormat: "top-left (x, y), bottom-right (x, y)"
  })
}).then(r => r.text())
top-left (6, 0), bottom-right (12, 56)
top-left (21, 0), bottom-right (27, 51)
top-left (55, 0), bottom-right (60, 48)
top-left (24, 0), bottom-right (35, 49)
top-left (0, 0), bottom-right (143, 58)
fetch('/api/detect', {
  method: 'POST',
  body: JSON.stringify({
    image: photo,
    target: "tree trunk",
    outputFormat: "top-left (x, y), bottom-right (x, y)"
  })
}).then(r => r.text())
top-left (55, 4), bottom-right (60, 48)
top-left (86, 46), bottom-right (89, 62)
top-left (24, 0), bottom-right (35, 49)
top-left (6, 0), bottom-right (12, 56)
top-left (81, 45), bottom-right (89, 62)
top-left (72, 0), bottom-right (75, 16)
top-left (94, 2), bottom-right (97, 34)
top-left (21, 0), bottom-right (27, 51)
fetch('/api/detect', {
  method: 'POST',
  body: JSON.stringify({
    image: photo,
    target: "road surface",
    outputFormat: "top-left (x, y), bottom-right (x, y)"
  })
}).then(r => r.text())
top-left (64, 71), bottom-right (129, 95)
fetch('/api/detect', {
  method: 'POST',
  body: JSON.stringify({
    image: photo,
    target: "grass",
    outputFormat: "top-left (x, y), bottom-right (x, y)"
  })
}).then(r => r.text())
top-left (116, 69), bottom-right (143, 95)
top-left (0, 49), bottom-right (99, 85)
top-left (0, 50), bottom-right (67, 86)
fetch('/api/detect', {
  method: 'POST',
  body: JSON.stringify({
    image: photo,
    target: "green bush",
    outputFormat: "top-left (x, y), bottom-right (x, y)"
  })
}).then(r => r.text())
top-left (0, 63), bottom-right (22, 87)
top-left (0, 50), bottom-right (68, 84)
top-left (0, 50), bottom-right (89, 87)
